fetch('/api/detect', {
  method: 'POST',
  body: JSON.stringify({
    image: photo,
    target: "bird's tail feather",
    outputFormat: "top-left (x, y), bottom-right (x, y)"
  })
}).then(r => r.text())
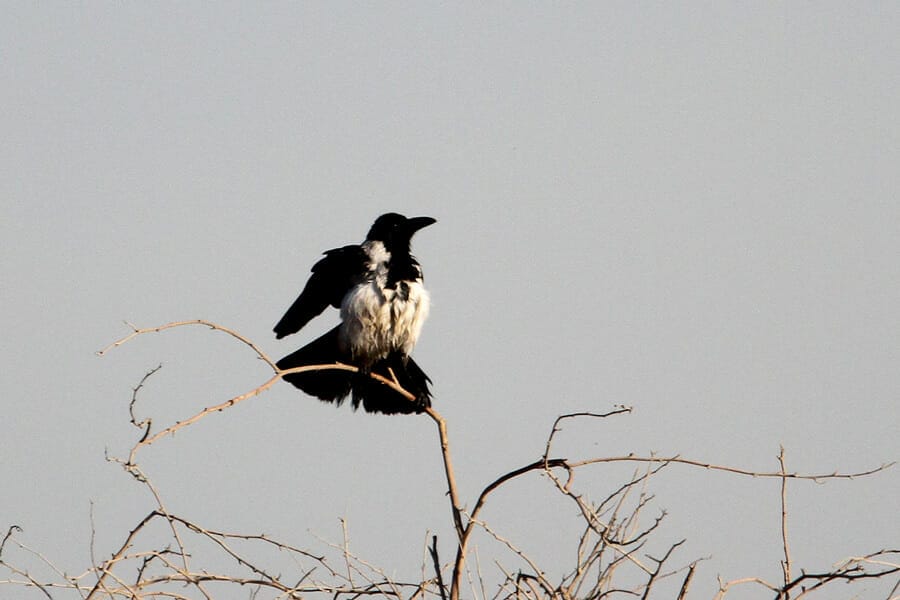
top-left (276, 326), bottom-right (353, 406)
top-left (353, 355), bottom-right (432, 415)
top-left (277, 328), bottom-right (432, 415)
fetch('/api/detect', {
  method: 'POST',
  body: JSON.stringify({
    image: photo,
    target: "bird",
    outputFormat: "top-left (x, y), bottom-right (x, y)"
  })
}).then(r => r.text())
top-left (274, 213), bottom-right (436, 415)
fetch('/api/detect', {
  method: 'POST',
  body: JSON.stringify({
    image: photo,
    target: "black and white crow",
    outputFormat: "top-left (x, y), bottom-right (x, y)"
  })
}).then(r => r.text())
top-left (274, 213), bottom-right (435, 415)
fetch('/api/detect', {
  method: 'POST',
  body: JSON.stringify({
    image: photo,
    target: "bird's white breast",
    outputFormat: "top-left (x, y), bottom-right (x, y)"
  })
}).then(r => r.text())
top-left (339, 280), bottom-right (430, 363)
top-left (338, 241), bottom-right (430, 364)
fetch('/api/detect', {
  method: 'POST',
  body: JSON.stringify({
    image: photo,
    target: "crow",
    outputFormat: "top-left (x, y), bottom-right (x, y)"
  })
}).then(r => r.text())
top-left (274, 213), bottom-right (435, 414)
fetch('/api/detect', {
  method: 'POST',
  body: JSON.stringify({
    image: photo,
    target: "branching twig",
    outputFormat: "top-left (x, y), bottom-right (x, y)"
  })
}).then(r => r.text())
top-left (640, 539), bottom-right (685, 600)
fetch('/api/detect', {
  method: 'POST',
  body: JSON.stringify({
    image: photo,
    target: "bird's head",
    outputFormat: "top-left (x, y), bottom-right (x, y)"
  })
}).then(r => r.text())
top-left (366, 213), bottom-right (436, 252)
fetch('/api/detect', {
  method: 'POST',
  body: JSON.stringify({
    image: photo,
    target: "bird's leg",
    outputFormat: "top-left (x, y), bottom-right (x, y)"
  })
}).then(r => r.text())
top-left (387, 366), bottom-right (401, 386)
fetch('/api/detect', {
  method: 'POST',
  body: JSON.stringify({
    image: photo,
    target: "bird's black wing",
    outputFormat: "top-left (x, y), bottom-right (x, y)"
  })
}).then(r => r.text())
top-left (274, 245), bottom-right (368, 339)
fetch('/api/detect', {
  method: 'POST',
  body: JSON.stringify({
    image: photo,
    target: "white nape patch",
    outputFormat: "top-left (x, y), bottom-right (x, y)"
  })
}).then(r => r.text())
top-left (338, 240), bottom-right (430, 364)
top-left (363, 240), bottom-right (391, 272)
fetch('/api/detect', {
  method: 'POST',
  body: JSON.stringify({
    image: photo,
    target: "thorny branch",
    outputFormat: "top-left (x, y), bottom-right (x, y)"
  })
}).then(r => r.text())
top-left (1, 320), bottom-right (896, 600)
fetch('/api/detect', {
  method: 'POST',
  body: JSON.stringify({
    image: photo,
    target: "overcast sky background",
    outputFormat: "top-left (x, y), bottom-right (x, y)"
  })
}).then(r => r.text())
top-left (1, 3), bottom-right (898, 599)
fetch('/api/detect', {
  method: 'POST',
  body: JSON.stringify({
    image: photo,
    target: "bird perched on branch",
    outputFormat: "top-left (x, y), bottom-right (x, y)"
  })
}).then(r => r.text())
top-left (274, 213), bottom-right (435, 415)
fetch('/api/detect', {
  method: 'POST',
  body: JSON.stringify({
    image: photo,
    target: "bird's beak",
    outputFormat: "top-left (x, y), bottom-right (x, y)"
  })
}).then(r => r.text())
top-left (407, 216), bottom-right (437, 232)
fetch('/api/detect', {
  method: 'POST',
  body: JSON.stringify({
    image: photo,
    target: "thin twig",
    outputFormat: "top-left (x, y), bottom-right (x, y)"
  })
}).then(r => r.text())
top-left (715, 575), bottom-right (779, 599)
top-left (425, 406), bottom-right (465, 543)
top-left (0, 526), bottom-right (22, 559)
top-left (542, 408), bottom-right (633, 466)
top-left (778, 446), bottom-right (792, 599)
top-left (340, 518), bottom-right (354, 587)
top-left (677, 561), bottom-right (698, 600)
top-left (97, 319), bottom-right (277, 368)
top-left (129, 363), bottom-right (162, 442)
top-left (430, 535), bottom-right (448, 600)
top-left (568, 454), bottom-right (895, 481)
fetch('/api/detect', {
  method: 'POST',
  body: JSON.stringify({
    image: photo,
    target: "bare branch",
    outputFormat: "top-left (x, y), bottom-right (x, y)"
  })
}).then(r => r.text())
top-left (425, 406), bottom-right (465, 543)
top-left (97, 319), bottom-right (278, 369)
top-left (568, 454), bottom-right (895, 481)
top-left (778, 446), bottom-right (792, 599)
top-left (0, 320), bottom-right (862, 600)
top-left (715, 575), bottom-right (779, 599)
top-left (542, 408), bottom-right (633, 465)
top-left (129, 363), bottom-right (162, 442)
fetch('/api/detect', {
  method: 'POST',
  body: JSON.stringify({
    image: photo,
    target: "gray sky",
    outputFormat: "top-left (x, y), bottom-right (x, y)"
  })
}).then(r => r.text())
top-left (2, 3), bottom-right (897, 599)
